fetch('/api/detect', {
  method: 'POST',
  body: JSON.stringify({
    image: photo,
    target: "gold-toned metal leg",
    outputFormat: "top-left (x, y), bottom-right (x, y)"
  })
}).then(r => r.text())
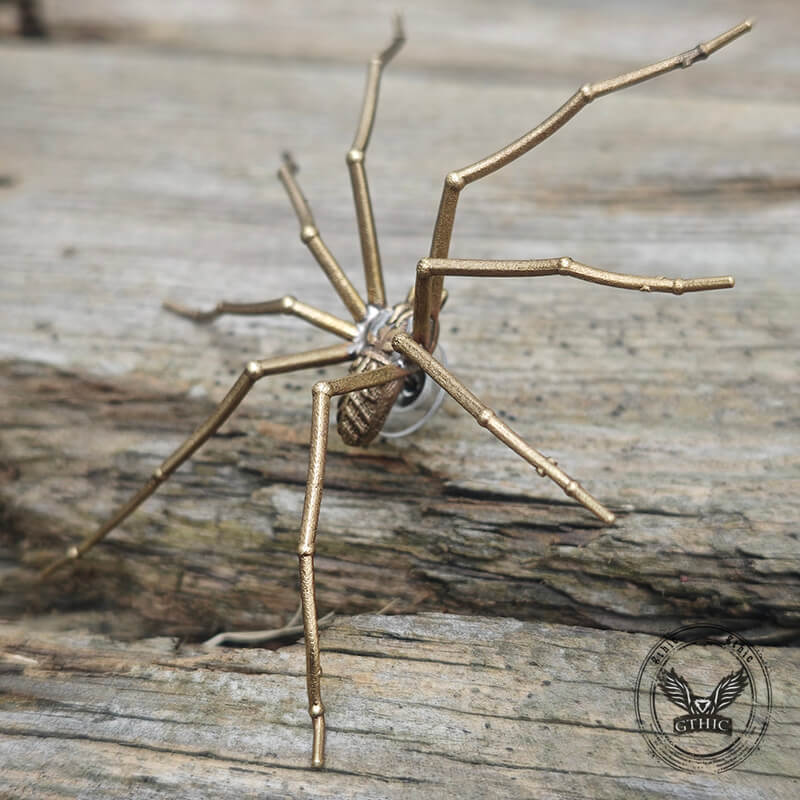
top-left (297, 364), bottom-right (406, 767)
top-left (348, 16), bottom-right (405, 307)
top-left (278, 153), bottom-right (367, 321)
top-left (413, 19), bottom-right (753, 346)
top-left (412, 258), bottom-right (734, 333)
top-left (392, 333), bottom-right (615, 524)
top-left (39, 343), bottom-right (355, 580)
top-left (164, 295), bottom-right (358, 341)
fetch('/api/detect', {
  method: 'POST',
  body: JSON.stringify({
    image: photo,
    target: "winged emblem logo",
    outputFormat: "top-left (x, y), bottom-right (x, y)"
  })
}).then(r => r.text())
top-left (658, 666), bottom-right (749, 735)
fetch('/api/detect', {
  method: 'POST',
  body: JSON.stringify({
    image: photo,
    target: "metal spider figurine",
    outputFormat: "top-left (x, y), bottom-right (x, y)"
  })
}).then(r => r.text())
top-left (40, 17), bottom-right (752, 768)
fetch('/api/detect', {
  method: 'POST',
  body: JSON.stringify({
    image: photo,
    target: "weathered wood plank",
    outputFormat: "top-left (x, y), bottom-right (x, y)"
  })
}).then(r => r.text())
top-left (0, 4), bottom-right (798, 636)
top-left (1, 614), bottom-right (798, 798)
top-left (2, 354), bottom-right (799, 643)
top-left (0, 2), bottom-right (798, 794)
top-left (6, 1), bottom-right (795, 101)
top-left (1, 1), bottom-right (798, 640)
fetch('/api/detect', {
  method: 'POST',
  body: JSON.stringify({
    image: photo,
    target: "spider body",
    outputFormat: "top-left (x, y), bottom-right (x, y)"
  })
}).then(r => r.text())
top-left (337, 302), bottom-right (414, 446)
top-left (39, 17), bottom-right (752, 768)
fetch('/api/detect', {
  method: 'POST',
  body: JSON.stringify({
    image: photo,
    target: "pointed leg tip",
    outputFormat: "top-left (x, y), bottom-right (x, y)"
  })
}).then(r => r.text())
top-left (281, 151), bottom-right (299, 174)
top-left (38, 546), bottom-right (79, 581)
top-left (595, 506), bottom-right (616, 525)
top-left (311, 715), bottom-right (326, 768)
top-left (162, 300), bottom-right (216, 323)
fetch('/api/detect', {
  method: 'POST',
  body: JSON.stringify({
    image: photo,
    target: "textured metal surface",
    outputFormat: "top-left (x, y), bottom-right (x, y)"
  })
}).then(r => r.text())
top-left (337, 303), bottom-right (412, 446)
top-left (412, 19), bottom-right (752, 348)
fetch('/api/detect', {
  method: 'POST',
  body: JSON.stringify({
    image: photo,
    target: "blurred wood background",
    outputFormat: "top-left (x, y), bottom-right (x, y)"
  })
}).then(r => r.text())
top-left (1, 1), bottom-right (798, 797)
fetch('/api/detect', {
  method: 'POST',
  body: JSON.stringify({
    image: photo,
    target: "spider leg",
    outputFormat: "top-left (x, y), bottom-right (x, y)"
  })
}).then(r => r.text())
top-left (297, 363), bottom-right (406, 768)
top-left (278, 153), bottom-right (367, 321)
top-left (412, 257), bottom-right (734, 329)
top-left (38, 343), bottom-right (354, 580)
top-left (392, 332), bottom-right (615, 524)
top-left (413, 19), bottom-right (752, 346)
top-left (348, 16), bottom-right (405, 306)
top-left (163, 295), bottom-right (357, 340)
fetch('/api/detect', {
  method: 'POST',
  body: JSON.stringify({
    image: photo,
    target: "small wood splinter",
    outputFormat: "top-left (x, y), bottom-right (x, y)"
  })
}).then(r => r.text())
top-left (39, 17), bottom-right (751, 768)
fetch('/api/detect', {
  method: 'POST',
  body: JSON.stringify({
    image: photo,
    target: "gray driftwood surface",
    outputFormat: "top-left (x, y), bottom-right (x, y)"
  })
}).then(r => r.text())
top-left (1, 613), bottom-right (798, 799)
top-left (1, 0), bottom-right (798, 796)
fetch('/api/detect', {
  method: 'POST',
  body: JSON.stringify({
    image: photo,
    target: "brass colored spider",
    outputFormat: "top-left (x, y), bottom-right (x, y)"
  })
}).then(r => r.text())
top-left (40, 17), bottom-right (752, 768)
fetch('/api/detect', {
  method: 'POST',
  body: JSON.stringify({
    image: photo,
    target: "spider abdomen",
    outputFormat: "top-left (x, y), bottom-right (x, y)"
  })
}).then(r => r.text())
top-left (337, 353), bottom-right (404, 446)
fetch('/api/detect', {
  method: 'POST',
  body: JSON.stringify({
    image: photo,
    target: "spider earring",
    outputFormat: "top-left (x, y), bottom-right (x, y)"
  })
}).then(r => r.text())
top-left (39, 16), bottom-right (751, 768)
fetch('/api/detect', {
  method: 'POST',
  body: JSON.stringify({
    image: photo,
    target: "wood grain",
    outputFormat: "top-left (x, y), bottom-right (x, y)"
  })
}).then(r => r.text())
top-left (1, 1), bottom-right (798, 795)
top-left (2, 613), bottom-right (799, 798)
